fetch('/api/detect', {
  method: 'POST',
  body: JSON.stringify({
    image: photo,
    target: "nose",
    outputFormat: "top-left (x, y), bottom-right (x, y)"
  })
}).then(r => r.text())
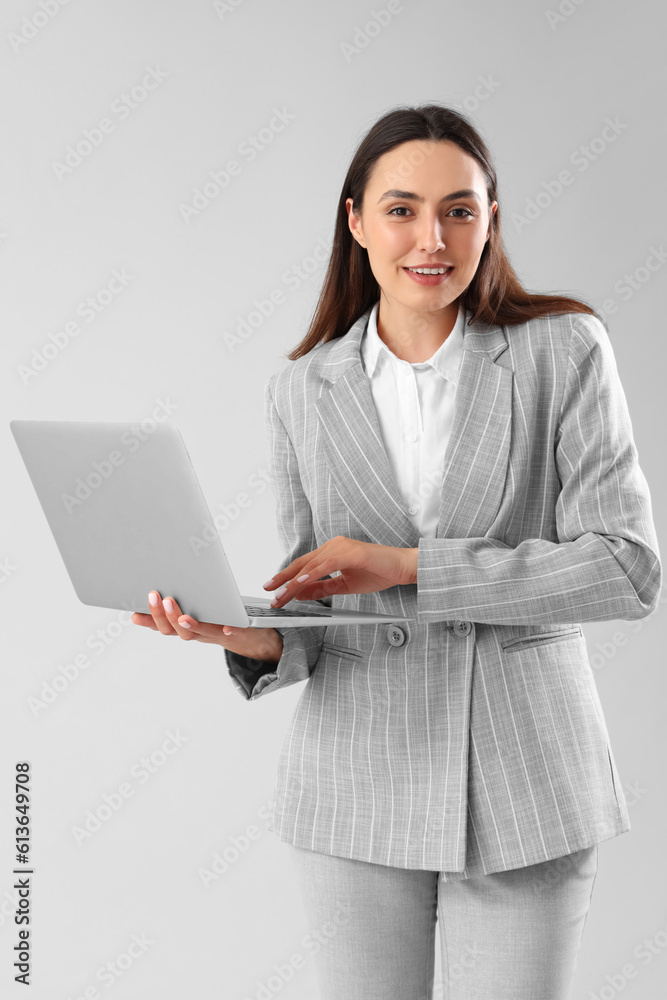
top-left (418, 215), bottom-right (445, 253)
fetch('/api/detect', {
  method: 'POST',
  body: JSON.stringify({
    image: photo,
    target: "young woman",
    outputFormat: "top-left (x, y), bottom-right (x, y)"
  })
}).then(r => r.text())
top-left (132, 104), bottom-right (662, 999)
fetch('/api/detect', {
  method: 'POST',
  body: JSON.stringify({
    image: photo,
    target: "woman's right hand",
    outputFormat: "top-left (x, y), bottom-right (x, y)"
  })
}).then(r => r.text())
top-left (130, 591), bottom-right (284, 665)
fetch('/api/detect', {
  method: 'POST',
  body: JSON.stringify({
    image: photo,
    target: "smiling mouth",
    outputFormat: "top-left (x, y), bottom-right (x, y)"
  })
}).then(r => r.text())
top-left (402, 266), bottom-right (455, 285)
top-left (404, 265), bottom-right (454, 274)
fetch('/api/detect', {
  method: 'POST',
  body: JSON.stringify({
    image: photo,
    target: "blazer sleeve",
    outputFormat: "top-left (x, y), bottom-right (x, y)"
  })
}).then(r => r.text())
top-left (223, 374), bottom-right (331, 701)
top-left (416, 313), bottom-right (662, 625)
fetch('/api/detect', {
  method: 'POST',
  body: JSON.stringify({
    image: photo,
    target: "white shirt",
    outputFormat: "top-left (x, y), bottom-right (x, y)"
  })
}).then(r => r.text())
top-left (360, 299), bottom-right (465, 538)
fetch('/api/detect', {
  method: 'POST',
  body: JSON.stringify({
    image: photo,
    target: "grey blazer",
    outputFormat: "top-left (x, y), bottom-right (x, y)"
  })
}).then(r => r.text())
top-left (224, 306), bottom-right (662, 876)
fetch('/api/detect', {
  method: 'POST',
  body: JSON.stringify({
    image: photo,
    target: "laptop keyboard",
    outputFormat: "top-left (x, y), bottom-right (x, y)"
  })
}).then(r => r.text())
top-left (244, 604), bottom-right (333, 618)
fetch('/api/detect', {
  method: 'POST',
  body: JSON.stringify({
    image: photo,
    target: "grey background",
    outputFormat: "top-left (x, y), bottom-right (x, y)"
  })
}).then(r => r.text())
top-left (2, 0), bottom-right (665, 997)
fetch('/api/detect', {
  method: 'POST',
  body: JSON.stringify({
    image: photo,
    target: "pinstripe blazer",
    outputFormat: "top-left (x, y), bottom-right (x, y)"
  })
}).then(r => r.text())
top-left (224, 306), bottom-right (662, 875)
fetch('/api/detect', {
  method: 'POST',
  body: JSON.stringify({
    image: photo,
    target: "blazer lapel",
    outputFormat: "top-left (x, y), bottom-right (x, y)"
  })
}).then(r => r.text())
top-left (313, 306), bottom-right (513, 547)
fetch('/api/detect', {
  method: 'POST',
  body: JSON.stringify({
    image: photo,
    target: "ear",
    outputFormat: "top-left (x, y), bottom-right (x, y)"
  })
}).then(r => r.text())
top-left (346, 197), bottom-right (366, 248)
top-left (485, 200), bottom-right (499, 241)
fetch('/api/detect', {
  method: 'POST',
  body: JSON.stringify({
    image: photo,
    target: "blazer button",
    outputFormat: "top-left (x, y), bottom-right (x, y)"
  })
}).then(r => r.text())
top-left (453, 620), bottom-right (472, 637)
top-left (387, 625), bottom-right (406, 646)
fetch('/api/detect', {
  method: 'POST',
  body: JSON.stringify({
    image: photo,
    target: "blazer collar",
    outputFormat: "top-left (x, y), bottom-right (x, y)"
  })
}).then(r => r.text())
top-left (312, 305), bottom-right (513, 546)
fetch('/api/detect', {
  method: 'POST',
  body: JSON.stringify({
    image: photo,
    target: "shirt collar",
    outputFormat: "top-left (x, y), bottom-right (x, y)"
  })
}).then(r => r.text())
top-left (361, 299), bottom-right (465, 385)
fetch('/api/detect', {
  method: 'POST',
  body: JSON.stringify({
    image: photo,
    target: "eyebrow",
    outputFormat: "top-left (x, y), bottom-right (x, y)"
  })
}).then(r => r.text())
top-left (377, 188), bottom-right (482, 204)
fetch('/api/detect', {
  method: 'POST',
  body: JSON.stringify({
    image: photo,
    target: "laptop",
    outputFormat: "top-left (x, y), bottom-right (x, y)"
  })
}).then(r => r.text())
top-left (9, 420), bottom-right (412, 628)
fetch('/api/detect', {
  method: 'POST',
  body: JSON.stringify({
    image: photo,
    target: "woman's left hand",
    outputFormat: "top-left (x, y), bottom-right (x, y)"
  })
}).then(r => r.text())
top-left (263, 537), bottom-right (418, 608)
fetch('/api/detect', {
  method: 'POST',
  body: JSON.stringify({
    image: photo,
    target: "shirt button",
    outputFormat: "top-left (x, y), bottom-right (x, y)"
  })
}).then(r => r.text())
top-left (407, 503), bottom-right (419, 515)
top-left (387, 625), bottom-right (406, 646)
top-left (407, 432), bottom-right (419, 443)
top-left (453, 620), bottom-right (472, 637)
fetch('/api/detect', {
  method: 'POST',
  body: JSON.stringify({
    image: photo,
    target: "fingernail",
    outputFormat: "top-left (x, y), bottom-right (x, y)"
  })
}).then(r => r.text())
top-left (163, 598), bottom-right (174, 613)
top-left (223, 627), bottom-right (233, 635)
top-left (179, 619), bottom-right (191, 629)
top-left (296, 574), bottom-right (310, 583)
top-left (273, 585), bottom-right (287, 599)
top-left (263, 578), bottom-right (275, 589)
top-left (148, 592), bottom-right (159, 606)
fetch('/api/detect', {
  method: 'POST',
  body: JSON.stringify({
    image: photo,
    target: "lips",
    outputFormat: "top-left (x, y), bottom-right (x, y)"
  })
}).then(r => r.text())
top-left (403, 265), bottom-right (455, 285)
top-left (404, 265), bottom-right (454, 271)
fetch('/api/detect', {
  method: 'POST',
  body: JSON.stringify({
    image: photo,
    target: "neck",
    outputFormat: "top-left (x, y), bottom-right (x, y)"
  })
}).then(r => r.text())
top-left (375, 294), bottom-right (460, 363)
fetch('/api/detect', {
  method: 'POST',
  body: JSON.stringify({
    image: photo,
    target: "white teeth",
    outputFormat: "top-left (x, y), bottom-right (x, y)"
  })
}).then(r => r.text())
top-left (407, 267), bottom-right (449, 274)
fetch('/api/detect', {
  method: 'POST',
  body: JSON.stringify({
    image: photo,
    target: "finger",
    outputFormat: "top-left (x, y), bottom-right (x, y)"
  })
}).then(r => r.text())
top-left (262, 561), bottom-right (307, 595)
top-left (131, 612), bottom-right (159, 630)
top-left (179, 618), bottom-right (243, 640)
top-left (294, 576), bottom-right (343, 602)
top-left (262, 543), bottom-right (329, 594)
top-left (161, 595), bottom-right (194, 640)
top-left (147, 591), bottom-right (178, 636)
top-left (268, 569), bottom-right (315, 607)
top-left (269, 561), bottom-right (334, 608)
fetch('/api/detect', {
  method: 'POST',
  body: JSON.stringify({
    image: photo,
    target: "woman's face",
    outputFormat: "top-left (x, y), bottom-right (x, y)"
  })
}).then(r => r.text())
top-left (347, 139), bottom-right (497, 313)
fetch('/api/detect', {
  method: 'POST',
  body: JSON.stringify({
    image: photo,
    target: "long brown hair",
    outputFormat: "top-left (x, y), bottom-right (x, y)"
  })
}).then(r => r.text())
top-left (287, 103), bottom-right (600, 361)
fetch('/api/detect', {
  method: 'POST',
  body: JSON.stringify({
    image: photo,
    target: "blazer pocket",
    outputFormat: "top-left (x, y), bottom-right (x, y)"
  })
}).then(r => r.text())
top-left (500, 626), bottom-right (582, 653)
top-left (319, 641), bottom-right (365, 662)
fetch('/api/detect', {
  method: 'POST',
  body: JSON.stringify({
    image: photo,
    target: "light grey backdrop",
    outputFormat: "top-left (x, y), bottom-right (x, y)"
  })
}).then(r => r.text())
top-left (2, 1), bottom-right (665, 998)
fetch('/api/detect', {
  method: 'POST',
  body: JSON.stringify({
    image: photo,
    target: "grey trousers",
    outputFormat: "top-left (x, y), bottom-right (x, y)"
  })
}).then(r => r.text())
top-left (288, 842), bottom-right (598, 1000)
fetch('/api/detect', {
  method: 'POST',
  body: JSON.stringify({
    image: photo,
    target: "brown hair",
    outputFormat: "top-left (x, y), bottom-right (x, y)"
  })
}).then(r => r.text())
top-left (286, 103), bottom-right (600, 361)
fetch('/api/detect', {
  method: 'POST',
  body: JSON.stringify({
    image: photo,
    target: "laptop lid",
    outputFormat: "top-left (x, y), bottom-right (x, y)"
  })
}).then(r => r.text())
top-left (9, 420), bottom-right (411, 628)
top-left (10, 419), bottom-right (253, 627)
